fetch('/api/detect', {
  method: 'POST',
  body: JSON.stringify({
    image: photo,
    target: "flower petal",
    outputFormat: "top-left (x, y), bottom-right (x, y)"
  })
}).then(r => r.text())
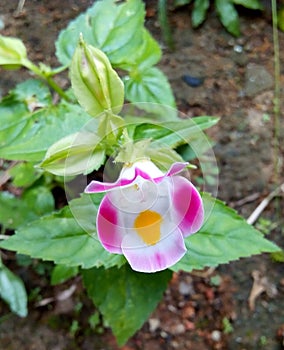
top-left (121, 227), bottom-right (186, 273)
top-left (96, 194), bottom-right (124, 254)
top-left (85, 161), bottom-right (189, 193)
top-left (85, 176), bottom-right (135, 193)
top-left (152, 162), bottom-right (188, 184)
top-left (121, 160), bottom-right (164, 180)
top-left (164, 162), bottom-right (188, 177)
top-left (172, 176), bottom-right (204, 236)
top-left (85, 161), bottom-right (162, 193)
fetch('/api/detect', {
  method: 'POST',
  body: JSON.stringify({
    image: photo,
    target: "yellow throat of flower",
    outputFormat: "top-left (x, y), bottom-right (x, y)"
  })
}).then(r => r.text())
top-left (134, 210), bottom-right (162, 246)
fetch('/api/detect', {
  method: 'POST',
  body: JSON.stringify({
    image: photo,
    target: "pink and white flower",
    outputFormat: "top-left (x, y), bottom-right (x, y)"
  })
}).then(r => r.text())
top-left (85, 160), bottom-right (204, 273)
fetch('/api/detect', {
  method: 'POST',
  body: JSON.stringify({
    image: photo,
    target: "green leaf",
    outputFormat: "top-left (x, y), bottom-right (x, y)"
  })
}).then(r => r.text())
top-left (0, 264), bottom-right (28, 317)
top-left (51, 264), bottom-right (79, 285)
top-left (233, 0), bottom-right (263, 10)
top-left (13, 79), bottom-right (52, 107)
top-left (215, 0), bottom-right (240, 36)
top-left (0, 187), bottom-right (54, 230)
top-left (0, 102), bottom-right (92, 162)
top-left (133, 116), bottom-right (219, 149)
top-left (39, 132), bottom-right (105, 176)
top-left (119, 29), bottom-right (162, 71)
top-left (192, 0), bottom-right (210, 27)
top-left (9, 162), bottom-right (41, 187)
top-left (0, 192), bottom-right (37, 229)
top-left (172, 193), bottom-right (280, 272)
top-left (123, 67), bottom-right (176, 113)
top-left (0, 35), bottom-right (27, 68)
top-left (115, 138), bottom-right (151, 164)
top-left (56, 0), bottom-right (145, 67)
top-left (82, 265), bottom-right (172, 345)
top-left (70, 39), bottom-right (124, 116)
top-left (22, 186), bottom-right (55, 217)
top-left (0, 195), bottom-right (125, 269)
top-left (0, 79), bottom-right (52, 148)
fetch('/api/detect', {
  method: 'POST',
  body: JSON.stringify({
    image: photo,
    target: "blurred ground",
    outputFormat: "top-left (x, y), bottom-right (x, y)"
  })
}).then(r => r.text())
top-left (0, 1), bottom-right (283, 349)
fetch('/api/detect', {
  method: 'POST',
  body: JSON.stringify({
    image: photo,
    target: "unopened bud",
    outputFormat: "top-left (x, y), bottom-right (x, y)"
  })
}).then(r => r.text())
top-left (0, 35), bottom-right (27, 69)
top-left (70, 36), bottom-right (124, 116)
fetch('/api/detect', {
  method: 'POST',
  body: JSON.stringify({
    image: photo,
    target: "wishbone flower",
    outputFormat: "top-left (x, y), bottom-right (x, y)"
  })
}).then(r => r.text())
top-left (85, 160), bottom-right (204, 273)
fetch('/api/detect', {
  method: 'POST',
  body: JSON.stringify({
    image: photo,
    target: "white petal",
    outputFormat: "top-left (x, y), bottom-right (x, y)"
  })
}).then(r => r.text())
top-left (121, 226), bottom-right (186, 273)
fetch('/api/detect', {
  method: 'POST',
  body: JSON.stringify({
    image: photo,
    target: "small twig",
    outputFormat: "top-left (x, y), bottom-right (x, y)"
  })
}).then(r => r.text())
top-left (247, 183), bottom-right (284, 225)
top-left (35, 284), bottom-right (77, 307)
top-left (233, 192), bottom-right (260, 207)
top-left (248, 270), bottom-right (277, 311)
top-left (191, 266), bottom-right (216, 278)
top-left (14, 0), bottom-right (26, 16)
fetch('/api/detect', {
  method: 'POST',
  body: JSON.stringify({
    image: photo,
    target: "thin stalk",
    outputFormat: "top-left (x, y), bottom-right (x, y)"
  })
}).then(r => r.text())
top-left (271, 0), bottom-right (281, 179)
top-left (22, 59), bottom-right (71, 102)
top-left (45, 75), bottom-right (70, 101)
top-left (271, 0), bottom-right (282, 217)
top-left (158, 0), bottom-right (175, 50)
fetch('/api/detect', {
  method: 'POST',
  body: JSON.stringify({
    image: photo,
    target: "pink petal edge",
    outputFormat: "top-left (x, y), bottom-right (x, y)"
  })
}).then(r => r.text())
top-left (172, 176), bottom-right (204, 237)
top-left (85, 162), bottom-right (189, 193)
top-left (96, 195), bottom-right (124, 254)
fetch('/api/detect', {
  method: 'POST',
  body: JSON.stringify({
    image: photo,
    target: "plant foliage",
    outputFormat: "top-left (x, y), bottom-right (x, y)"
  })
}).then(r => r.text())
top-left (173, 0), bottom-right (263, 36)
top-left (0, 0), bottom-right (280, 345)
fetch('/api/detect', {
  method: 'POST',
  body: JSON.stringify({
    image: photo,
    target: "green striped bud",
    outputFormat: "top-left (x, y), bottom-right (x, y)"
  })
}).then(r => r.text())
top-left (70, 36), bottom-right (124, 116)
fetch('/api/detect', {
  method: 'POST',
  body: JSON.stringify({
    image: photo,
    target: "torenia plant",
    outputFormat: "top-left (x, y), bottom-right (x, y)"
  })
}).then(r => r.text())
top-left (0, 0), bottom-right (280, 345)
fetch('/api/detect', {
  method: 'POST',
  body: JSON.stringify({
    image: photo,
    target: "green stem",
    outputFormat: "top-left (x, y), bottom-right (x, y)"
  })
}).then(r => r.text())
top-left (271, 0), bottom-right (282, 220)
top-left (157, 0), bottom-right (175, 50)
top-left (22, 59), bottom-right (71, 102)
top-left (45, 75), bottom-right (70, 101)
top-left (271, 0), bottom-right (281, 183)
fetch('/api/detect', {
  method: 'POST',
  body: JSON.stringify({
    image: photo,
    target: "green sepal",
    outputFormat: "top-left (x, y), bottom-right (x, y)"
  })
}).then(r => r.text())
top-left (146, 146), bottom-right (185, 171)
top-left (115, 137), bottom-right (151, 164)
top-left (97, 113), bottom-right (125, 149)
top-left (39, 132), bottom-right (105, 176)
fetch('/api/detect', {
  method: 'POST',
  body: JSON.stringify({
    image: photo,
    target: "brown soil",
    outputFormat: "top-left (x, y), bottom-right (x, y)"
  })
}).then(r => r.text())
top-left (0, 1), bottom-right (283, 350)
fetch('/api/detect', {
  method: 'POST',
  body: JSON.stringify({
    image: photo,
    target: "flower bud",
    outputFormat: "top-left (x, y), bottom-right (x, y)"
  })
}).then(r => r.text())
top-left (38, 132), bottom-right (105, 176)
top-left (70, 36), bottom-right (124, 116)
top-left (0, 35), bottom-right (27, 69)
